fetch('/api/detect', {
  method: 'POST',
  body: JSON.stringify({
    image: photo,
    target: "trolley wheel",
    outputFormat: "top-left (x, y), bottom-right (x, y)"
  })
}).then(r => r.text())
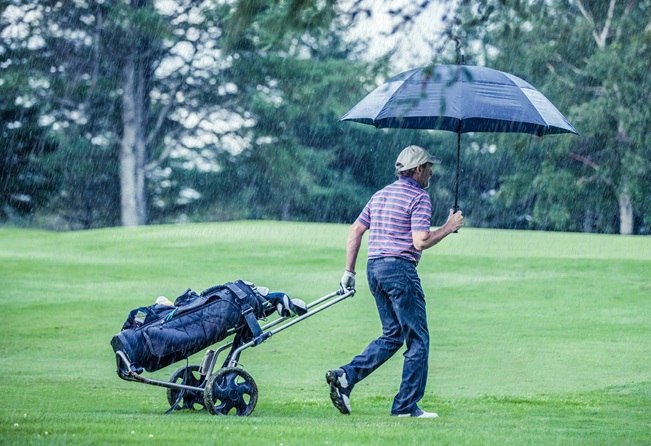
top-left (204, 367), bottom-right (258, 416)
top-left (167, 364), bottom-right (206, 411)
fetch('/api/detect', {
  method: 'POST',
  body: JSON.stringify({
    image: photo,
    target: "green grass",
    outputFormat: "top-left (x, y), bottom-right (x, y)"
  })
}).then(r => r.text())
top-left (0, 221), bottom-right (650, 445)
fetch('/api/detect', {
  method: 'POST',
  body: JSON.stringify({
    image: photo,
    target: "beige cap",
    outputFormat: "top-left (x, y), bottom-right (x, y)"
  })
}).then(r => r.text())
top-left (395, 145), bottom-right (442, 172)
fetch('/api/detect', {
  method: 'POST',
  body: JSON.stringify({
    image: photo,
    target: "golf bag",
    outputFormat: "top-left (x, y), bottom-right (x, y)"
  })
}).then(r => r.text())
top-left (110, 280), bottom-right (299, 373)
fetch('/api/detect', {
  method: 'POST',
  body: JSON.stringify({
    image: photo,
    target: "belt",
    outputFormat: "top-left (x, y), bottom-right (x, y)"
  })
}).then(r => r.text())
top-left (369, 256), bottom-right (416, 265)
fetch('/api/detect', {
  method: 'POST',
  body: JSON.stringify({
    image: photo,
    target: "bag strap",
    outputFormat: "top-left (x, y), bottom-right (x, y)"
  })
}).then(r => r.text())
top-left (226, 281), bottom-right (264, 340)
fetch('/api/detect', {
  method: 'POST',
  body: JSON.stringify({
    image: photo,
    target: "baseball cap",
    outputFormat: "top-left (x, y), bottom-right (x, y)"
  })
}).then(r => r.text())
top-left (395, 145), bottom-right (442, 172)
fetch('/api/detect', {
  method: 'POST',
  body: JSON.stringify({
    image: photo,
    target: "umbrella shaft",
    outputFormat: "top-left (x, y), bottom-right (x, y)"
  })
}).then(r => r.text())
top-left (454, 124), bottom-right (461, 212)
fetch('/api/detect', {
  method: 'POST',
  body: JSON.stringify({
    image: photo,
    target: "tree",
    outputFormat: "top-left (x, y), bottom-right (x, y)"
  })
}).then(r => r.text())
top-left (0, 1), bottom-right (60, 223)
top-left (0, 102), bottom-right (59, 223)
top-left (1, 0), bottom-right (258, 227)
top-left (2, 0), bottom-right (455, 229)
top-left (184, 12), bottom-right (388, 223)
top-left (558, 0), bottom-right (651, 234)
top-left (459, 0), bottom-right (651, 234)
top-left (9, 0), bottom-right (647, 235)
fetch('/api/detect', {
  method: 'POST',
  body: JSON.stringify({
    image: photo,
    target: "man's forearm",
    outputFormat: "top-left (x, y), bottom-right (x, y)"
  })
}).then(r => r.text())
top-left (346, 234), bottom-right (362, 272)
top-left (413, 226), bottom-right (453, 251)
top-left (345, 222), bottom-right (366, 272)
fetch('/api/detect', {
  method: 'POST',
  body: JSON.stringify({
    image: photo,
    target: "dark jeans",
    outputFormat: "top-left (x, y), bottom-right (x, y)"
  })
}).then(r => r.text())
top-left (341, 257), bottom-right (429, 415)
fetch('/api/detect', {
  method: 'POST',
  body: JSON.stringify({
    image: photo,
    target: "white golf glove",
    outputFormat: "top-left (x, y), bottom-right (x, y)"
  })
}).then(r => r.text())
top-left (340, 270), bottom-right (356, 291)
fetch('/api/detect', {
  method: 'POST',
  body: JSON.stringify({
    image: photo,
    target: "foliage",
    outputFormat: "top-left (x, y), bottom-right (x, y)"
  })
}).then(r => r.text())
top-left (0, 3), bottom-right (59, 223)
top-left (0, 101), bottom-right (58, 223)
top-left (45, 136), bottom-right (121, 229)
top-left (456, 0), bottom-right (651, 233)
top-left (2, 0), bottom-right (651, 233)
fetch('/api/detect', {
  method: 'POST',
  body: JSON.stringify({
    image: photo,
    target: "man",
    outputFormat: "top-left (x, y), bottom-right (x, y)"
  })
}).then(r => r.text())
top-left (326, 144), bottom-right (464, 418)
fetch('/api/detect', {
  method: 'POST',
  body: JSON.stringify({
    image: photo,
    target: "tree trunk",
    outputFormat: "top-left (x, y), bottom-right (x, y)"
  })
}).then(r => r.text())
top-left (120, 50), bottom-right (139, 226)
top-left (120, 44), bottom-right (148, 226)
top-left (281, 200), bottom-right (291, 221)
top-left (583, 208), bottom-right (596, 233)
top-left (134, 51), bottom-right (148, 226)
top-left (618, 189), bottom-right (634, 235)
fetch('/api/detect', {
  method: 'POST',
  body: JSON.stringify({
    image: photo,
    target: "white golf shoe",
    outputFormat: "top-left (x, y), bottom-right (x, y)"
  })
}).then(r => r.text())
top-left (394, 407), bottom-right (439, 418)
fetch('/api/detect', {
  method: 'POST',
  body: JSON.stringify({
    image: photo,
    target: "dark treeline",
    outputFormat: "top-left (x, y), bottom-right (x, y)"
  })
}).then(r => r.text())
top-left (2, 0), bottom-right (650, 234)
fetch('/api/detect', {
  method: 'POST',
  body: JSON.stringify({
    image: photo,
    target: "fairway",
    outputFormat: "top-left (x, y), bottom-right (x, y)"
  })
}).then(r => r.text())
top-left (0, 221), bottom-right (650, 445)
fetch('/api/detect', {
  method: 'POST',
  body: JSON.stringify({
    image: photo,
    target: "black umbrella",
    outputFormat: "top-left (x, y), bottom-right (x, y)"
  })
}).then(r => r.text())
top-left (340, 64), bottom-right (579, 211)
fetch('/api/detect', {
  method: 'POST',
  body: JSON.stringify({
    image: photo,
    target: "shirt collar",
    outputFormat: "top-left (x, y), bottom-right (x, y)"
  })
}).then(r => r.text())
top-left (398, 176), bottom-right (422, 189)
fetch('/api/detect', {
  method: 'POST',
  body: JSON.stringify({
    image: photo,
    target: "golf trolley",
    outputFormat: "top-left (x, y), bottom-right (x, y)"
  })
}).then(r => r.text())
top-left (114, 288), bottom-right (354, 417)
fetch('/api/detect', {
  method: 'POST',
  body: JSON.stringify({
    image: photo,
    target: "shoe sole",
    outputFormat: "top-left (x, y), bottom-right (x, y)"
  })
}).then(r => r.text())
top-left (325, 370), bottom-right (350, 415)
top-left (395, 412), bottom-right (439, 418)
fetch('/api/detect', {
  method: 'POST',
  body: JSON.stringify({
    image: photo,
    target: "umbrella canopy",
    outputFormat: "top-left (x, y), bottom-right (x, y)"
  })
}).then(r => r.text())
top-left (339, 64), bottom-right (578, 210)
top-left (340, 65), bottom-right (578, 135)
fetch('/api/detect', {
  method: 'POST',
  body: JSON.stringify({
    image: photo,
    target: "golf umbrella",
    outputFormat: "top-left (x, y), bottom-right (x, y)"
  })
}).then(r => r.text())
top-left (339, 64), bottom-right (579, 210)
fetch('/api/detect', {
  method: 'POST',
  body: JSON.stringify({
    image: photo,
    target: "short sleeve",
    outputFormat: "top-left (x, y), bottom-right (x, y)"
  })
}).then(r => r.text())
top-left (356, 202), bottom-right (371, 228)
top-left (410, 193), bottom-right (432, 232)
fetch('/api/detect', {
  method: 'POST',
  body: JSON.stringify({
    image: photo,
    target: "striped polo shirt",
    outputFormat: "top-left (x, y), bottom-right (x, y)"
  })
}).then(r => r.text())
top-left (356, 177), bottom-right (433, 264)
